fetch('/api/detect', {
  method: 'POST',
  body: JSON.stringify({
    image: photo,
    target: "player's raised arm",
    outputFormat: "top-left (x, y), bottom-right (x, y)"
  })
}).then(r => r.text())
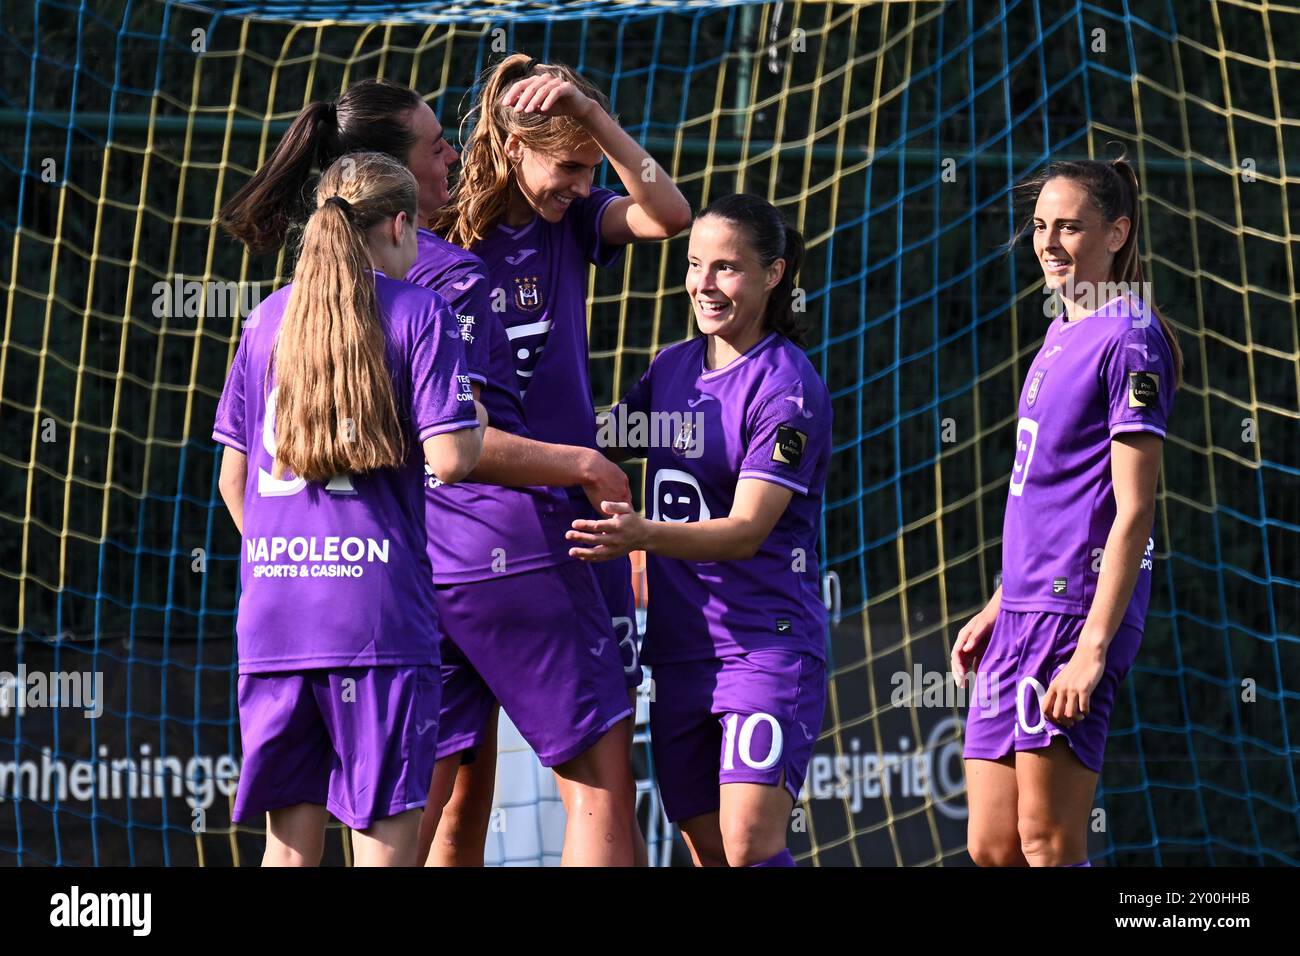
top-left (500, 72), bottom-right (691, 244)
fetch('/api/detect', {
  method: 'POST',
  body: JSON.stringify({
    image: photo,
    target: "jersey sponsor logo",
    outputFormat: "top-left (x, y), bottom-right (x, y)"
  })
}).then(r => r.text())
top-left (456, 313), bottom-right (476, 344)
top-left (1128, 370), bottom-right (1159, 408)
top-left (505, 248), bottom-right (537, 266)
top-left (1125, 342), bottom-right (1150, 361)
top-left (1052, 577), bottom-right (1068, 596)
top-left (1009, 417), bottom-right (1039, 497)
top-left (772, 424), bottom-right (807, 467)
top-left (652, 469), bottom-right (710, 522)
top-left (776, 618), bottom-right (792, 635)
top-left (686, 393), bottom-right (717, 408)
top-left (504, 318), bottom-right (552, 394)
top-left (1026, 369), bottom-right (1046, 407)
top-left (451, 272), bottom-right (483, 291)
top-left (512, 275), bottom-right (543, 311)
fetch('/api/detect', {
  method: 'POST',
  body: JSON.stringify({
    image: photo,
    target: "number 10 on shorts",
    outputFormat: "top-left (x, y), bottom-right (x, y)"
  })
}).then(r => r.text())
top-left (722, 712), bottom-right (784, 771)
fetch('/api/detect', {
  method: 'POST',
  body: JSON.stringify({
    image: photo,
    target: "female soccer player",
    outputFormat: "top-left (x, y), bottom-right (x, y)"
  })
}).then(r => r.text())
top-left (952, 156), bottom-right (1182, 867)
top-left (430, 53), bottom-right (691, 862)
top-left (221, 76), bottom-right (651, 865)
top-left (213, 152), bottom-right (485, 866)
top-left (566, 194), bottom-right (832, 867)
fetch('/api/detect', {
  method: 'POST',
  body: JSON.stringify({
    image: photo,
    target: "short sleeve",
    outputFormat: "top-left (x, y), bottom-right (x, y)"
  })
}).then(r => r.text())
top-left (737, 383), bottom-right (829, 496)
top-left (436, 263), bottom-right (493, 385)
top-left (410, 301), bottom-right (481, 441)
top-left (1100, 322), bottom-right (1175, 439)
top-left (616, 353), bottom-right (656, 418)
top-left (574, 185), bottom-right (625, 269)
top-left (212, 334), bottom-right (249, 452)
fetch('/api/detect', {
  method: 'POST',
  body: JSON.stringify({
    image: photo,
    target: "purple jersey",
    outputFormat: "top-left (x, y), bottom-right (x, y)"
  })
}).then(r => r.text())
top-left (999, 297), bottom-right (1175, 630)
top-left (618, 332), bottom-right (832, 663)
top-left (212, 274), bottom-right (478, 673)
top-left (471, 185), bottom-right (624, 454)
top-left (406, 228), bottom-right (573, 583)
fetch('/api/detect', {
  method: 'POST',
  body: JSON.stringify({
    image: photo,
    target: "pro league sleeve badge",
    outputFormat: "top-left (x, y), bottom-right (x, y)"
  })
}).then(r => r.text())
top-left (773, 424), bottom-right (807, 467)
top-left (1128, 370), bottom-right (1160, 408)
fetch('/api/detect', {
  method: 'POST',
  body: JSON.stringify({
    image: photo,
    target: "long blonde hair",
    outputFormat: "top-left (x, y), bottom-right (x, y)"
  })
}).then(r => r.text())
top-left (272, 152), bottom-right (416, 482)
top-left (435, 53), bottom-right (612, 250)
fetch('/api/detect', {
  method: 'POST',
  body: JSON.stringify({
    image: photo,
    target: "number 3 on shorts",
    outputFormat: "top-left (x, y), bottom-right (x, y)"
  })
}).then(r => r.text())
top-left (722, 712), bottom-right (784, 771)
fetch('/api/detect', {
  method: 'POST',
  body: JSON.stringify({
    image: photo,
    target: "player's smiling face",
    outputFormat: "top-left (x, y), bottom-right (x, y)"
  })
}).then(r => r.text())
top-left (507, 136), bottom-right (603, 224)
top-left (404, 101), bottom-right (458, 221)
top-left (1032, 177), bottom-right (1129, 297)
top-left (686, 215), bottom-right (784, 342)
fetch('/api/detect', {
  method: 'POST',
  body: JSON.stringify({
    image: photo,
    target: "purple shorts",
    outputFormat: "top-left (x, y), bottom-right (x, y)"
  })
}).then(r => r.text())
top-left (433, 561), bottom-right (632, 767)
top-left (590, 555), bottom-right (642, 690)
top-left (572, 496), bottom-right (642, 690)
top-left (650, 649), bottom-right (827, 823)
top-left (962, 609), bottom-right (1143, 773)
top-left (233, 666), bottom-right (440, 830)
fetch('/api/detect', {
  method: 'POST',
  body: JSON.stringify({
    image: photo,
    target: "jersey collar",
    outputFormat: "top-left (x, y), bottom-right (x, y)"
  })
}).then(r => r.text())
top-left (701, 332), bottom-right (778, 381)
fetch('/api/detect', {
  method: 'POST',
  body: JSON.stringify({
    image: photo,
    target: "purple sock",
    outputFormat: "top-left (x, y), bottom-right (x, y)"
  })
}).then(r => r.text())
top-left (749, 849), bottom-right (795, 867)
top-left (1064, 860), bottom-right (1091, 867)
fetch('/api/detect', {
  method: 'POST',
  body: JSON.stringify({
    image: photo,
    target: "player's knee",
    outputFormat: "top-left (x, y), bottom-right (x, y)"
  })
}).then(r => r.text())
top-left (262, 844), bottom-right (319, 867)
top-left (565, 780), bottom-right (634, 820)
top-left (557, 742), bottom-right (634, 797)
top-left (967, 831), bottom-right (1023, 867)
top-left (1017, 815), bottom-right (1076, 866)
top-left (440, 802), bottom-right (492, 843)
top-left (719, 818), bottom-right (784, 867)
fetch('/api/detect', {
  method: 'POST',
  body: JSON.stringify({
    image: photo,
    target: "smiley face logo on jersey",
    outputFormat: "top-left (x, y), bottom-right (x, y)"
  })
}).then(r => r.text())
top-left (505, 318), bottom-right (552, 395)
top-left (513, 276), bottom-right (543, 312)
top-left (652, 469), bottom-right (711, 523)
top-left (1009, 416), bottom-right (1039, 497)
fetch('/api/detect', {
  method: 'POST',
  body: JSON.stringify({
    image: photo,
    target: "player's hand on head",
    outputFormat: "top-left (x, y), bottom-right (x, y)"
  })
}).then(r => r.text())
top-left (1042, 649), bottom-right (1106, 728)
top-left (504, 76), bottom-right (592, 120)
top-left (567, 501), bottom-right (641, 562)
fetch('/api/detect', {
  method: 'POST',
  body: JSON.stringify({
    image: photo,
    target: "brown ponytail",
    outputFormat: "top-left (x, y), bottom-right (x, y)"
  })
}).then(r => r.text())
top-left (220, 79), bottom-right (424, 256)
top-left (271, 152), bottom-right (416, 482)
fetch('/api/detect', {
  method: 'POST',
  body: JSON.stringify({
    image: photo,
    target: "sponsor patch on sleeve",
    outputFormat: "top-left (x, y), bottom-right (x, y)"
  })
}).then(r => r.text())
top-left (1128, 370), bottom-right (1160, 408)
top-left (772, 424), bottom-right (807, 467)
